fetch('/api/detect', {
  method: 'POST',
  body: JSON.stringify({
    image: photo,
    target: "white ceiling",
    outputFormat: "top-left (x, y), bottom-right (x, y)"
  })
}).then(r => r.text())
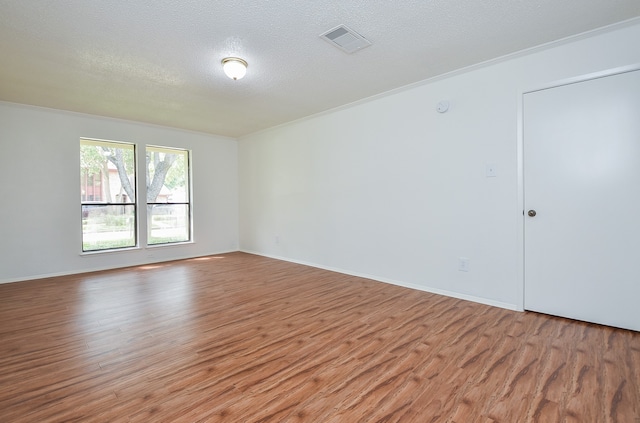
top-left (1, 1), bottom-right (639, 138)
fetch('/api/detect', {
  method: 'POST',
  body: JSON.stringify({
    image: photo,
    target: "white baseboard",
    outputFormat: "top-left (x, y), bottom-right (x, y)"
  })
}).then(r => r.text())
top-left (3, 249), bottom-right (520, 313)
top-left (0, 249), bottom-right (238, 284)
top-left (240, 249), bottom-right (520, 312)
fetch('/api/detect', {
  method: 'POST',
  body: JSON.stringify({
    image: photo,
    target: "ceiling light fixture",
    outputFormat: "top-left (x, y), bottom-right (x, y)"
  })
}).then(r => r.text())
top-left (221, 57), bottom-right (248, 80)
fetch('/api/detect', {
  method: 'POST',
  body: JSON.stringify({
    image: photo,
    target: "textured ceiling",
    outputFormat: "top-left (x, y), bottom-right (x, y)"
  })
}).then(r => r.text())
top-left (1, 1), bottom-right (639, 138)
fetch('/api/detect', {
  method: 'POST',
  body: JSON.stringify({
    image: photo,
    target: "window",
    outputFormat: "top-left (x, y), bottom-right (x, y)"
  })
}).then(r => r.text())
top-left (80, 139), bottom-right (136, 251)
top-left (80, 140), bottom-right (190, 252)
top-left (146, 146), bottom-right (190, 245)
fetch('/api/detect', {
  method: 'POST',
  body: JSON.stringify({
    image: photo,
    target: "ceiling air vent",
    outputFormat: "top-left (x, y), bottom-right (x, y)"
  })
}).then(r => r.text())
top-left (320, 25), bottom-right (371, 54)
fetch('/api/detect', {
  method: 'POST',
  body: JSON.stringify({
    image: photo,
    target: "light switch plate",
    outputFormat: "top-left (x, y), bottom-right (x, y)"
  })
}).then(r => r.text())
top-left (458, 257), bottom-right (470, 272)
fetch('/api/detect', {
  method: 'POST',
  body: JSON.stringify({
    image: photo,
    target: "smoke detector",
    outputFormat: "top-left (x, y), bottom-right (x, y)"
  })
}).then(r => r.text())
top-left (320, 25), bottom-right (372, 54)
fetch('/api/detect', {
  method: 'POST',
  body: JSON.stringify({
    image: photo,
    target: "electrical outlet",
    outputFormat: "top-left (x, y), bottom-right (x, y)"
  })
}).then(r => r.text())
top-left (458, 257), bottom-right (470, 272)
top-left (275, 235), bottom-right (280, 245)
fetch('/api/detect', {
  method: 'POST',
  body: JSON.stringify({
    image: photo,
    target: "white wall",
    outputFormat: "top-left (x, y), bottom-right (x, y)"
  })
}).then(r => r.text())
top-left (0, 103), bottom-right (238, 282)
top-left (238, 20), bottom-right (640, 310)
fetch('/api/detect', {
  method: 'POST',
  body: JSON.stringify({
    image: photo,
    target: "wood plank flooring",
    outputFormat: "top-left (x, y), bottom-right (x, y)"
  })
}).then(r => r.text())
top-left (1, 252), bottom-right (639, 422)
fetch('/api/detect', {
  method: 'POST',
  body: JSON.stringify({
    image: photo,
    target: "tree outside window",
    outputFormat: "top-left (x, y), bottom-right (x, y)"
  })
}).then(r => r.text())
top-left (146, 146), bottom-right (190, 245)
top-left (80, 139), bottom-right (136, 251)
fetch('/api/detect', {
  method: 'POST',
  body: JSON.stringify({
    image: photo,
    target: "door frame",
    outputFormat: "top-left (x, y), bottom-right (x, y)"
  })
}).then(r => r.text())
top-left (516, 63), bottom-right (640, 312)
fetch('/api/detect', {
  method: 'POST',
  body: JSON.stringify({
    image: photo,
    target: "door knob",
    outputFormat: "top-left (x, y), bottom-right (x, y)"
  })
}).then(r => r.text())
top-left (528, 210), bottom-right (537, 217)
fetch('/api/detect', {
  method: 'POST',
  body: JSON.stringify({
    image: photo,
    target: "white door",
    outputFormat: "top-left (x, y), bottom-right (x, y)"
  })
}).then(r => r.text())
top-left (524, 69), bottom-right (640, 332)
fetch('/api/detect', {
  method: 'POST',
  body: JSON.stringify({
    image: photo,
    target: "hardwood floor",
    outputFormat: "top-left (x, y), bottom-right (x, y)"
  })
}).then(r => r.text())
top-left (1, 252), bottom-right (639, 422)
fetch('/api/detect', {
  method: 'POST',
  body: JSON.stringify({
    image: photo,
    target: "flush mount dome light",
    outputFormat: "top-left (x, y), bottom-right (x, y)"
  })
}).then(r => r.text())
top-left (222, 57), bottom-right (248, 80)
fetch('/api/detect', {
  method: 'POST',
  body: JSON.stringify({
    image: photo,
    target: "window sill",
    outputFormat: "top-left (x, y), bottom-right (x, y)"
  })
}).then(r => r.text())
top-left (146, 240), bottom-right (194, 249)
top-left (80, 246), bottom-right (141, 256)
